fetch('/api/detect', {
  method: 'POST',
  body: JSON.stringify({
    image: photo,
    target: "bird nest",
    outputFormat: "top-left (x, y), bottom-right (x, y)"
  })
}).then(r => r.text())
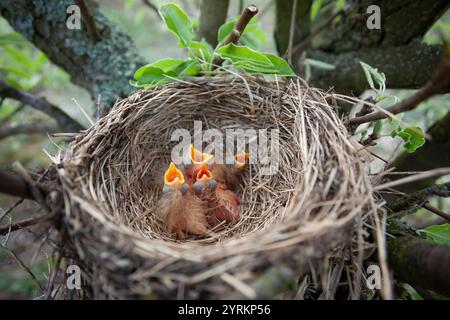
top-left (53, 75), bottom-right (379, 299)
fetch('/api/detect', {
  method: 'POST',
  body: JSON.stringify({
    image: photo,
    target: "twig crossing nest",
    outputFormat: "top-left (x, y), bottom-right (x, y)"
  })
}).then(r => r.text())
top-left (54, 76), bottom-right (379, 299)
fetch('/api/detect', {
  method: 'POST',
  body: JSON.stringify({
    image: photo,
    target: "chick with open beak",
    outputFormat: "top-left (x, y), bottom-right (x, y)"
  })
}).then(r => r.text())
top-left (183, 144), bottom-right (214, 184)
top-left (192, 162), bottom-right (241, 228)
top-left (158, 162), bottom-right (207, 239)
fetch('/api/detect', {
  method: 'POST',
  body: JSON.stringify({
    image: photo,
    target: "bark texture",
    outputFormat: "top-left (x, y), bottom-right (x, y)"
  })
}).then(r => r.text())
top-left (388, 224), bottom-right (450, 296)
top-left (275, 0), bottom-right (449, 93)
top-left (0, 0), bottom-right (146, 109)
top-left (197, 0), bottom-right (230, 47)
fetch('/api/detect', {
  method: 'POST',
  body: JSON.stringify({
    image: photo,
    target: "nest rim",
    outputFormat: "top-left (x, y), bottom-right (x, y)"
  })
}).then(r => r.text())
top-left (54, 75), bottom-right (378, 298)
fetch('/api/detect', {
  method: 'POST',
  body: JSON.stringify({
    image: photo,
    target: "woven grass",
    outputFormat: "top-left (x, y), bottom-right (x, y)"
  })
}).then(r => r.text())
top-left (54, 75), bottom-right (380, 299)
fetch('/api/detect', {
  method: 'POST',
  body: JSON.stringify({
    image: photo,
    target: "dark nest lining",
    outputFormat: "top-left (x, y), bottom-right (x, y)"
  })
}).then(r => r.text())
top-left (54, 75), bottom-right (381, 299)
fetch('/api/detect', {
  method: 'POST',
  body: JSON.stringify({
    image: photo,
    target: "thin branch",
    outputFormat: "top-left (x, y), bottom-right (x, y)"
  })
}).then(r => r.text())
top-left (74, 0), bottom-right (101, 42)
top-left (422, 203), bottom-right (450, 222)
top-left (284, 9), bottom-right (344, 59)
top-left (142, 0), bottom-right (159, 15)
top-left (0, 122), bottom-right (58, 140)
top-left (0, 79), bottom-right (84, 132)
top-left (0, 206), bottom-right (59, 236)
top-left (388, 182), bottom-right (450, 221)
top-left (0, 171), bottom-right (34, 200)
top-left (286, 0), bottom-right (298, 65)
top-left (375, 167), bottom-right (450, 191)
top-left (12, 162), bottom-right (49, 211)
top-left (211, 5), bottom-right (259, 70)
top-left (0, 168), bottom-right (50, 224)
top-left (1, 246), bottom-right (44, 291)
top-left (348, 53), bottom-right (450, 126)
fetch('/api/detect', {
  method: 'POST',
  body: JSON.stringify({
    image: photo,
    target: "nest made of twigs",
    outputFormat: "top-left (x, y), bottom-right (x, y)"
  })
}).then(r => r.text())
top-left (54, 75), bottom-right (379, 299)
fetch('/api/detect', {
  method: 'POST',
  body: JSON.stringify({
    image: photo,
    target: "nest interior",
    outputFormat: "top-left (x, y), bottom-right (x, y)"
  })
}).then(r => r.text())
top-left (55, 76), bottom-right (378, 299)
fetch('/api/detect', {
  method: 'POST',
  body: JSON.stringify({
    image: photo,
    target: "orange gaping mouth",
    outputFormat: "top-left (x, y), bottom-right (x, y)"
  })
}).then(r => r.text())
top-left (190, 144), bottom-right (213, 165)
top-left (196, 163), bottom-right (212, 182)
top-left (164, 162), bottom-right (185, 187)
top-left (234, 152), bottom-right (250, 168)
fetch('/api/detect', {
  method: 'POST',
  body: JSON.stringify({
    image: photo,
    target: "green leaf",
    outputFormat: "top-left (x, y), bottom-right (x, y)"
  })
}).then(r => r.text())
top-left (188, 40), bottom-right (213, 64)
top-left (216, 43), bottom-right (272, 67)
top-left (124, 0), bottom-right (135, 9)
top-left (3, 46), bottom-right (35, 71)
top-left (304, 58), bottom-right (336, 70)
top-left (217, 17), bottom-right (267, 49)
top-left (0, 32), bottom-right (26, 46)
top-left (263, 53), bottom-right (295, 76)
top-left (134, 59), bottom-right (186, 78)
top-left (216, 44), bottom-right (294, 75)
top-left (335, 0), bottom-right (346, 11)
top-left (421, 224), bottom-right (450, 246)
top-left (218, 20), bottom-right (235, 44)
top-left (170, 59), bottom-right (199, 76)
top-left (132, 66), bottom-right (167, 87)
top-left (132, 59), bottom-right (199, 88)
top-left (0, 66), bottom-right (29, 78)
top-left (159, 3), bottom-right (195, 47)
top-left (310, 0), bottom-right (324, 21)
top-left (401, 284), bottom-right (423, 300)
top-left (373, 120), bottom-right (383, 135)
top-left (392, 126), bottom-right (425, 153)
top-left (360, 61), bottom-right (386, 92)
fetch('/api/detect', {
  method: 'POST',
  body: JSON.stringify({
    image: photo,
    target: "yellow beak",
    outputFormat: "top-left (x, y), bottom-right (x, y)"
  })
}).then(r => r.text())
top-left (190, 144), bottom-right (213, 165)
top-left (164, 162), bottom-right (185, 190)
top-left (234, 152), bottom-right (250, 169)
top-left (196, 163), bottom-right (213, 182)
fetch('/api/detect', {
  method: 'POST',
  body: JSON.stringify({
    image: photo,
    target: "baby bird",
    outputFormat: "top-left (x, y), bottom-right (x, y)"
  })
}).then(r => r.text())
top-left (209, 152), bottom-right (249, 192)
top-left (183, 144), bottom-right (214, 185)
top-left (194, 162), bottom-right (241, 228)
top-left (157, 162), bottom-right (207, 239)
top-left (186, 144), bottom-right (249, 191)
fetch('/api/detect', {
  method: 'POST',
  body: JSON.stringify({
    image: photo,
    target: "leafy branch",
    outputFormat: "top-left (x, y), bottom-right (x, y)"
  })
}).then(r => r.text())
top-left (130, 3), bottom-right (294, 88)
top-left (349, 51), bottom-right (450, 127)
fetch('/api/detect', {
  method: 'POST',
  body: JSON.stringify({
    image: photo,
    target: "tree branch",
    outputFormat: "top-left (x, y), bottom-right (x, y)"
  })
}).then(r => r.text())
top-left (274, 0), bottom-right (449, 93)
top-left (0, 122), bottom-right (58, 140)
top-left (0, 205), bottom-right (59, 236)
top-left (308, 41), bottom-right (443, 94)
top-left (388, 226), bottom-right (450, 297)
top-left (0, 0), bottom-right (145, 110)
top-left (348, 53), bottom-right (450, 126)
top-left (74, 0), bottom-right (101, 42)
top-left (0, 79), bottom-right (83, 132)
top-left (388, 182), bottom-right (450, 221)
top-left (142, 0), bottom-right (159, 16)
top-left (284, 9), bottom-right (344, 59)
top-left (318, 0), bottom-right (449, 53)
top-left (197, 0), bottom-right (230, 47)
top-left (211, 4), bottom-right (259, 70)
top-left (0, 170), bottom-right (34, 200)
top-left (274, 0), bottom-right (311, 57)
top-left (390, 111), bottom-right (450, 193)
